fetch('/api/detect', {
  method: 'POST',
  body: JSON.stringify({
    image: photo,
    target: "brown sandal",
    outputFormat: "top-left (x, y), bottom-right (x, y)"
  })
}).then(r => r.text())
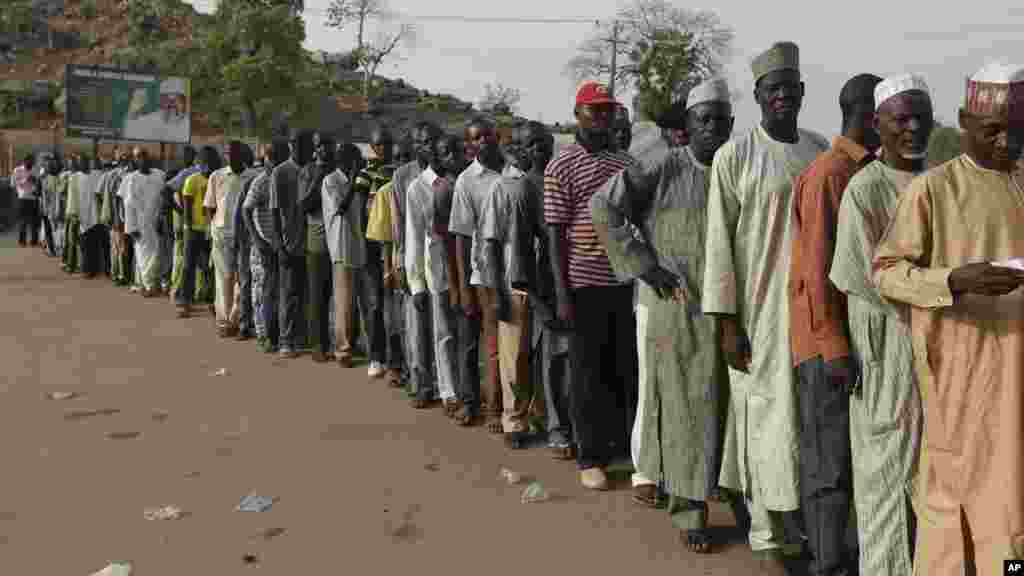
top-left (386, 369), bottom-right (404, 388)
top-left (454, 405), bottom-right (478, 427)
top-left (444, 399), bottom-right (461, 418)
top-left (632, 484), bottom-right (668, 509)
top-left (549, 444), bottom-right (575, 460)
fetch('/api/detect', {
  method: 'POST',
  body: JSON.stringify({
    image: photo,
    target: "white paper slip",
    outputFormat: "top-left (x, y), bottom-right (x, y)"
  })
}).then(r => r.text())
top-left (992, 258), bottom-right (1024, 270)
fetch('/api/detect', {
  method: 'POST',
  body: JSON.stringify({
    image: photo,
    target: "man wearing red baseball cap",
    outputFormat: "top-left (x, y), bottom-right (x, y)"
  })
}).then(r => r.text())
top-left (543, 81), bottom-right (637, 490)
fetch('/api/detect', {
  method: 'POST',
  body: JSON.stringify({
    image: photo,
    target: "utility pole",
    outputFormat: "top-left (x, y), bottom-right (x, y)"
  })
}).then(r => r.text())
top-left (608, 19), bottom-right (620, 99)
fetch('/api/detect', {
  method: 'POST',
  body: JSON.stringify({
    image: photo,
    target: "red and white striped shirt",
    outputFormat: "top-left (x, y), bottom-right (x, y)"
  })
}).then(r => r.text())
top-left (543, 143), bottom-right (632, 289)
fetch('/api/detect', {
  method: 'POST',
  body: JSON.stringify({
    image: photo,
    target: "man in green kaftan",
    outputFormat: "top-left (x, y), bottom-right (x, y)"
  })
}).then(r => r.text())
top-left (592, 78), bottom-right (734, 553)
top-left (701, 41), bottom-right (829, 568)
top-left (829, 74), bottom-right (932, 576)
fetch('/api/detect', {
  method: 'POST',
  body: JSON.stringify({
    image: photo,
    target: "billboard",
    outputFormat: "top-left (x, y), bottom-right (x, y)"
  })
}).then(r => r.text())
top-left (64, 65), bottom-right (191, 144)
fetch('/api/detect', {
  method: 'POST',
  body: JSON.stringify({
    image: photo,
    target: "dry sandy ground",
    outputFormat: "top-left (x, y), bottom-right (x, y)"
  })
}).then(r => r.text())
top-left (0, 237), bottom-right (773, 576)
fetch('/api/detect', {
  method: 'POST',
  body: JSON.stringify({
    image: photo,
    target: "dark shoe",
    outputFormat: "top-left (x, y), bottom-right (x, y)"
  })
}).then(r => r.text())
top-left (503, 431), bottom-right (531, 450)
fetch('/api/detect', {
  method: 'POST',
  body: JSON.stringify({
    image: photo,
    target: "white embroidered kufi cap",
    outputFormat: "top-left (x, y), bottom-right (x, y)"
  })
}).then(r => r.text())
top-left (874, 74), bottom-right (930, 111)
top-left (686, 77), bottom-right (731, 111)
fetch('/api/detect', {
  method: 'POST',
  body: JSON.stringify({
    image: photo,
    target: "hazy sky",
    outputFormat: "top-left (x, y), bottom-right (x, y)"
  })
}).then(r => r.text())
top-left (188, 0), bottom-right (1024, 138)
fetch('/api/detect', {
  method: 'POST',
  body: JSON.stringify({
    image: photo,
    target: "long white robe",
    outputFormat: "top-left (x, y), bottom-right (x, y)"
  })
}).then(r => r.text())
top-left (78, 170), bottom-right (103, 233)
top-left (830, 160), bottom-right (921, 576)
top-left (123, 169), bottom-right (166, 290)
top-left (702, 124), bottom-right (828, 524)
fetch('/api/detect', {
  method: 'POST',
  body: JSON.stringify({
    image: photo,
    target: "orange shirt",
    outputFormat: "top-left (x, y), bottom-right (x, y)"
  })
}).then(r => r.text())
top-left (789, 136), bottom-right (872, 366)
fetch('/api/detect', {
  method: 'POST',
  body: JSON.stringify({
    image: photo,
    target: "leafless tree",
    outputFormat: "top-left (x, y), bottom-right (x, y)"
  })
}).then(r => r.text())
top-left (479, 82), bottom-right (521, 114)
top-left (565, 0), bottom-right (733, 96)
top-left (326, 0), bottom-right (415, 99)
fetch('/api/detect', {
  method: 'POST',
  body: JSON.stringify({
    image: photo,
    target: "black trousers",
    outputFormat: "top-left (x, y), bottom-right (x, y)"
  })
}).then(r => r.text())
top-left (18, 199), bottom-right (40, 245)
top-left (356, 252), bottom-right (386, 364)
top-left (237, 237), bottom-right (253, 334)
top-left (306, 243), bottom-right (333, 354)
top-left (259, 246), bottom-right (280, 347)
top-left (568, 284), bottom-right (638, 469)
top-left (455, 308), bottom-right (481, 413)
top-left (796, 356), bottom-right (853, 576)
top-left (278, 252), bottom-right (306, 351)
top-left (80, 226), bottom-right (107, 276)
top-left (176, 233), bottom-right (212, 306)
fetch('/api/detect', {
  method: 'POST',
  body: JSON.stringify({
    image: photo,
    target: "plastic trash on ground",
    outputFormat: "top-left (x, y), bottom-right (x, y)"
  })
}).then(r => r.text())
top-left (210, 368), bottom-right (228, 377)
top-left (237, 494), bottom-right (276, 512)
top-left (88, 562), bottom-right (133, 576)
top-left (520, 481), bottom-right (551, 504)
top-left (499, 468), bottom-right (524, 485)
top-left (47, 391), bottom-right (78, 400)
top-left (143, 506), bottom-right (186, 520)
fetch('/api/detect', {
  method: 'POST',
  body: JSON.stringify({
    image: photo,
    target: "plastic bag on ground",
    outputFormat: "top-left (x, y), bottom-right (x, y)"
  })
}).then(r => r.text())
top-left (520, 482), bottom-right (551, 504)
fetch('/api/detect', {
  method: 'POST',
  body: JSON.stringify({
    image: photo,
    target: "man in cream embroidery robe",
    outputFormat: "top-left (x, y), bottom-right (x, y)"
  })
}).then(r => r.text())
top-left (872, 62), bottom-right (1024, 576)
top-left (701, 41), bottom-right (829, 565)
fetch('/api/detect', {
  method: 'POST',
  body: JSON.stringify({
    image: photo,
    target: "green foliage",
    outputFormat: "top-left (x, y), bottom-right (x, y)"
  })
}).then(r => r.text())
top-left (196, 1), bottom-right (320, 137)
top-left (80, 0), bottom-right (98, 19)
top-left (126, 0), bottom-right (170, 47)
top-left (927, 125), bottom-right (963, 167)
top-left (0, 94), bottom-right (24, 128)
top-left (633, 28), bottom-right (701, 123)
top-left (0, 1), bottom-right (35, 37)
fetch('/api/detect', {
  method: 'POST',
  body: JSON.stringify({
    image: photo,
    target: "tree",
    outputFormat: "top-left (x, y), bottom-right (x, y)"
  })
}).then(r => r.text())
top-left (927, 120), bottom-right (962, 168)
top-left (195, 0), bottom-right (319, 137)
top-left (325, 0), bottom-right (415, 100)
top-left (565, 0), bottom-right (732, 120)
top-left (479, 82), bottom-right (521, 115)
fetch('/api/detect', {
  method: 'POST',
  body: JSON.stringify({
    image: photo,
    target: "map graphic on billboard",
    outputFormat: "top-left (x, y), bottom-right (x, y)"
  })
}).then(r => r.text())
top-left (64, 65), bottom-right (191, 144)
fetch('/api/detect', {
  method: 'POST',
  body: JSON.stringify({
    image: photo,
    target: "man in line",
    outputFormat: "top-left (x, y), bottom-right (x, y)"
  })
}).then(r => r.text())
top-left (351, 130), bottom-right (391, 376)
top-left (13, 155), bottom-right (40, 247)
top-left (63, 155), bottom-right (84, 274)
top-left (389, 127), bottom-right (423, 394)
top-left (702, 41), bottom-right (829, 568)
top-left (104, 153), bottom-right (133, 287)
top-left (78, 157), bottom-right (106, 278)
top-left (230, 143), bottom-right (262, 340)
top-left (404, 122), bottom-right (448, 409)
top-left (513, 122), bottom-right (571, 459)
top-left (788, 73), bottom-right (882, 576)
top-left (122, 146), bottom-right (166, 298)
top-left (593, 78), bottom-right (734, 550)
top-left (205, 140), bottom-right (247, 337)
top-left (830, 74), bottom-right (932, 576)
top-left (300, 132), bottom-right (336, 362)
top-left (544, 82), bottom-right (637, 490)
top-left (270, 130), bottom-right (315, 359)
top-left (365, 136), bottom-right (409, 386)
top-left (429, 133), bottom-right (468, 419)
top-left (175, 146), bottom-right (220, 318)
top-left (166, 146), bottom-right (201, 298)
top-left (450, 116), bottom-right (507, 432)
top-left (323, 137), bottom-right (365, 368)
top-left (483, 122), bottom-right (547, 447)
top-left (41, 156), bottom-right (62, 257)
top-left (244, 141), bottom-right (289, 354)
top-left (873, 62), bottom-right (1024, 576)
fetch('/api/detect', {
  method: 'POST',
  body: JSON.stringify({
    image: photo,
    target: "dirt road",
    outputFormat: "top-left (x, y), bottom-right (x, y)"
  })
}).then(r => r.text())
top-left (0, 236), bottom-right (770, 575)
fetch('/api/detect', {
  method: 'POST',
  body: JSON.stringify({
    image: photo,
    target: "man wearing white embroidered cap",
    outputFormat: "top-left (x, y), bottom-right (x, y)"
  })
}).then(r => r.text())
top-left (592, 76), bottom-right (735, 553)
top-left (873, 62), bottom-right (1024, 576)
top-left (121, 78), bottom-right (190, 143)
top-left (830, 73), bottom-right (933, 576)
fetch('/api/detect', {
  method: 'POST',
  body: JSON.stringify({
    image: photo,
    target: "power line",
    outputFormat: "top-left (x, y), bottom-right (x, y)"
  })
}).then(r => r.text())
top-left (187, 1), bottom-right (607, 25)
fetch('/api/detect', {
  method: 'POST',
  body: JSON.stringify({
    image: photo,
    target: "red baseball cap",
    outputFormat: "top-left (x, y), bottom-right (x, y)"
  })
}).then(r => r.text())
top-left (576, 81), bottom-right (616, 107)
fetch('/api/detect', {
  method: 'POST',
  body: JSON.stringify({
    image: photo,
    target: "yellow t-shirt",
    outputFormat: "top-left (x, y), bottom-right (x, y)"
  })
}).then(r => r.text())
top-left (181, 172), bottom-right (210, 232)
top-left (365, 181), bottom-right (393, 243)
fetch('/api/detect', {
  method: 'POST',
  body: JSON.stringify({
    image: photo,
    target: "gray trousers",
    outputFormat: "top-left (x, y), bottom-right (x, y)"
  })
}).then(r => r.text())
top-left (541, 329), bottom-right (572, 445)
top-left (796, 356), bottom-right (853, 576)
top-left (407, 291), bottom-right (435, 398)
top-left (431, 291), bottom-right (458, 402)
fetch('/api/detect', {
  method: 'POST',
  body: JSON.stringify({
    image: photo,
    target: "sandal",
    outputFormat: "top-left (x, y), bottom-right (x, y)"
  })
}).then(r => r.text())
top-left (682, 529), bottom-right (713, 554)
top-left (454, 405), bottom-right (479, 427)
top-left (386, 369), bottom-right (404, 389)
top-left (503, 431), bottom-right (530, 449)
top-left (632, 484), bottom-right (668, 509)
top-left (485, 417), bottom-right (503, 435)
top-left (444, 398), bottom-right (461, 418)
top-left (549, 443), bottom-right (576, 460)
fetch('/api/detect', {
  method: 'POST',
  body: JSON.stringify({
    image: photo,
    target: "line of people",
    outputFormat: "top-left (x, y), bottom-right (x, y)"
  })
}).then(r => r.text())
top-left (19, 39), bottom-right (1024, 576)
